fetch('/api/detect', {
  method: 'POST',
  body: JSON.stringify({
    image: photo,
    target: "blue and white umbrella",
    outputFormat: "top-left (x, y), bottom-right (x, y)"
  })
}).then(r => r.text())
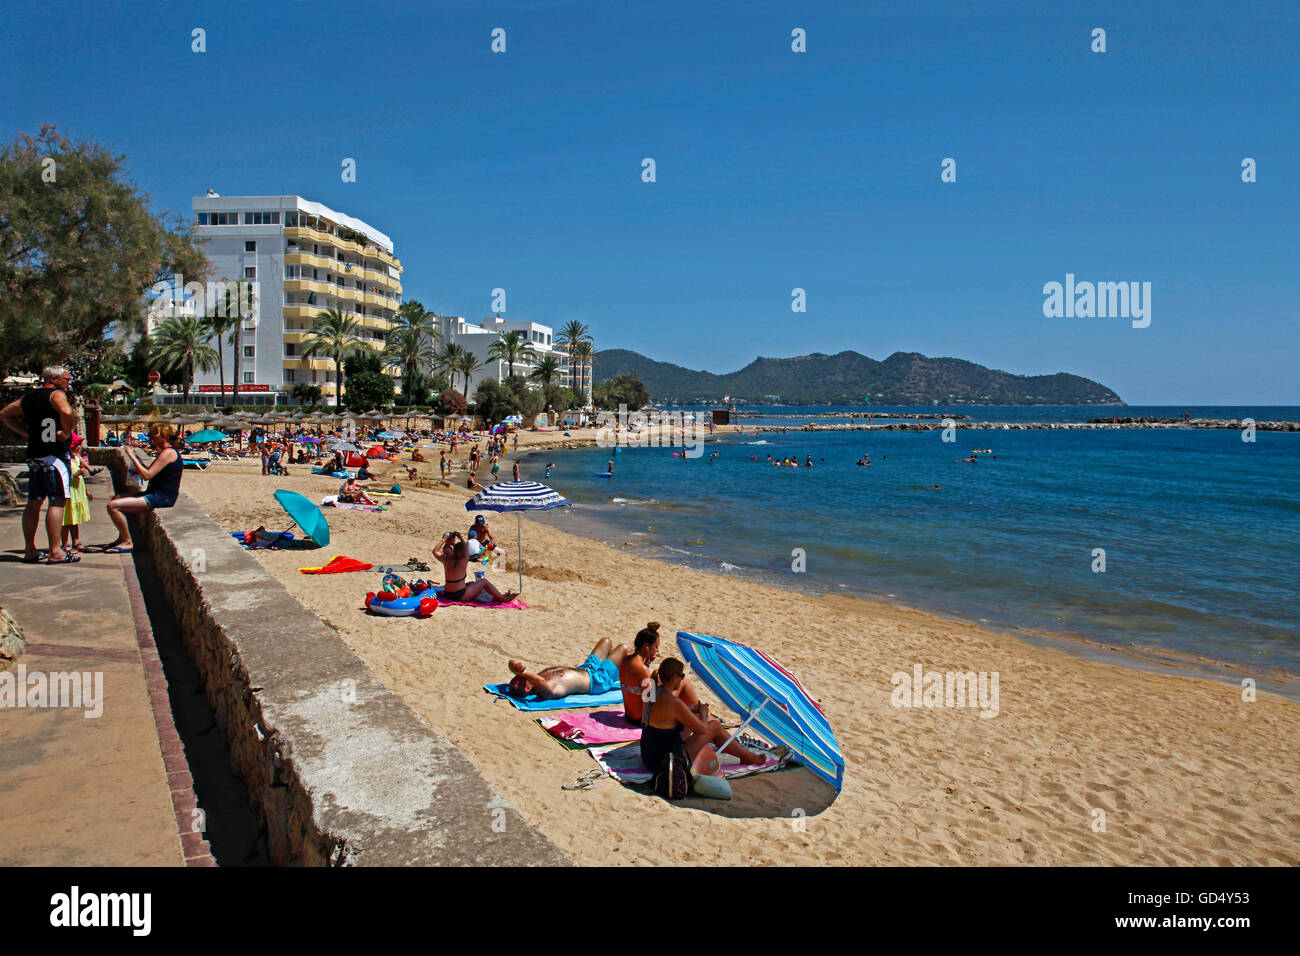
top-left (677, 630), bottom-right (844, 791)
top-left (464, 480), bottom-right (571, 594)
top-left (502, 414), bottom-right (523, 425)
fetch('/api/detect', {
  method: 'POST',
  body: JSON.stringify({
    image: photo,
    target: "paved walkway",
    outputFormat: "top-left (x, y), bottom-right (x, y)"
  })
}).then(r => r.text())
top-left (0, 468), bottom-right (209, 865)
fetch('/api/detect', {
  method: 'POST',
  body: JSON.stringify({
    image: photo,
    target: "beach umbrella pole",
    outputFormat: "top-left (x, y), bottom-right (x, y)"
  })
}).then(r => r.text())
top-left (516, 511), bottom-right (523, 595)
top-left (714, 696), bottom-right (770, 758)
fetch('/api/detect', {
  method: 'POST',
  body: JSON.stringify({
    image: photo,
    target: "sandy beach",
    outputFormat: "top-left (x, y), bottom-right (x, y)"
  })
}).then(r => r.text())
top-left (180, 444), bottom-right (1300, 866)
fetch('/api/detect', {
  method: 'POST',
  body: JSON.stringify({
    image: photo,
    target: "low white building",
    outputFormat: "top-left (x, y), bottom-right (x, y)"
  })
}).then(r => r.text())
top-left (436, 315), bottom-right (566, 398)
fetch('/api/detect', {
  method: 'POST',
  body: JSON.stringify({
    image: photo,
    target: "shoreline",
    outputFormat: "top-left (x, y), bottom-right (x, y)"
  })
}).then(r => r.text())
top-left (520, 441), bottom-right (1300, 698)
top-left (180, 458), bottom-right (1300, 865)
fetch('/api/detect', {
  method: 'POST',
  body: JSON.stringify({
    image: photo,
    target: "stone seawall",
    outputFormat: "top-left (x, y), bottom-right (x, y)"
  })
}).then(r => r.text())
top-left (1, 445), bottom-right (568, 866)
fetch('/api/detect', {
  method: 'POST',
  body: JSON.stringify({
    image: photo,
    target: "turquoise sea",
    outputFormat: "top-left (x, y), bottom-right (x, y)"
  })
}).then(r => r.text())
top-left (525, 406), bottom-right (1300, 692)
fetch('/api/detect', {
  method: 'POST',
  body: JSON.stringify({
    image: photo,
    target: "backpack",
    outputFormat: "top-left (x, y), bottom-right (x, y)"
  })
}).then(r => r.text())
top-left (651, 740), bottom-right (693, 801)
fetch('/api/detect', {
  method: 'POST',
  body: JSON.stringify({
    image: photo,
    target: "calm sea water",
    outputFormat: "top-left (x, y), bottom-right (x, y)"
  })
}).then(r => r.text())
top-left (526, 406), bottom-right (1300, 688)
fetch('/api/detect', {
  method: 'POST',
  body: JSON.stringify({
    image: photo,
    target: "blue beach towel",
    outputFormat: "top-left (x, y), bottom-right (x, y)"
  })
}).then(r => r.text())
top-left (482, 683), bottom-right (624, 711)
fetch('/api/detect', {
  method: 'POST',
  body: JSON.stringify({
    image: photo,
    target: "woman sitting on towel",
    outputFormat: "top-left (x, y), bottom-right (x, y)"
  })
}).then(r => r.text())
top-left (433, 531), bottom-right (514, 604)
top-left (338, 477), bottom-right (377, 505)
top-left (618, 622), bottom-right (714, 726)
top-left (506, 636), bottom-right (634, 700)
top-left (641, 658), bottom-right (766, 776)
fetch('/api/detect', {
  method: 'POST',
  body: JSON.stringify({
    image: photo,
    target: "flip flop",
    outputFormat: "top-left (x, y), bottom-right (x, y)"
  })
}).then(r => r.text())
top-left (21, 552), bottom-right (47, 564)
top-left (46, 551), bottom-right (81, 564)
top-left (101, 545), bottom-right (133, 554)
top-left (562, 770), bottom-right (605, 791)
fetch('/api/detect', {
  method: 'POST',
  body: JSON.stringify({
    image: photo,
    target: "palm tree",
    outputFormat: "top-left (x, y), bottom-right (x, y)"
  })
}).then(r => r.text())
top-left (202, 313), bottom-right (233, 404)
top-left (152, 315), bottom-right (219, 403)
top-left (571, 340), bottom-right (595, 406)
top-left (301, 308), bottom-right (363, 408)
top-left (383, 326), bottom-right (438, 402)
top-left (530, 354), bottom-right (561, 388)
top-left (386, 300), bottom-right (440, 401)
top-left (487, 330), bottom-right (536, 380)
top-left (455, 352), bottom-right (482, 400)
top-left (556, 320), bottom-right (591, 392)
top-left (436, 343), bottom-right (469, 397)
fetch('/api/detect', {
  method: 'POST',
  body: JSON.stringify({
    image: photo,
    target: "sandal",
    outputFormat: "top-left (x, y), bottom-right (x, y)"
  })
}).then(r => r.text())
top-left (46, 551), bottom-right (81, 564)
top-left (21, 552), bottom-right (47, 564)
top-left (562, 769), bottom-right (605, 791)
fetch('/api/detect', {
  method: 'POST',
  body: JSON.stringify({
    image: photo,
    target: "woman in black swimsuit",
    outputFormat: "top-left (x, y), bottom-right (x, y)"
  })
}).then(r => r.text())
top-left (641, 658), bottom-right (765, 776)
top-left (433, 531), bottom-right (514, 604)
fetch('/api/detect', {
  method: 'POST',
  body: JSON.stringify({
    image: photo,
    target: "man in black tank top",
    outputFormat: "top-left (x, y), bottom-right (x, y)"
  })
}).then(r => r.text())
top-left (0, 366), bottom-right (78, 563)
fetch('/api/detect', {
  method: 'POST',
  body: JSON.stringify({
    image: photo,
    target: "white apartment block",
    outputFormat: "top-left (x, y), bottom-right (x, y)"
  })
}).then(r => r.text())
top-left (436, 314), bottom-right (566, 399)
top-left (187, 194), bottom-right (403, 403)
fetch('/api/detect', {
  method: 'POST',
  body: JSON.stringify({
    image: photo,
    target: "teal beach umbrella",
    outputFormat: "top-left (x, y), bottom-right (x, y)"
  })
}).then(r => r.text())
top-left (273, 489), bottom-right (331, 547)
top-left (188, 429), bottom-right (227, 443)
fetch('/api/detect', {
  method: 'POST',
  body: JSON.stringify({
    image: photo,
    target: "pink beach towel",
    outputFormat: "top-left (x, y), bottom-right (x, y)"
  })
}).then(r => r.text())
top-left (540, 710), bottom-right (641, 746)
top-left (435, 591), bottom-right (531, 609)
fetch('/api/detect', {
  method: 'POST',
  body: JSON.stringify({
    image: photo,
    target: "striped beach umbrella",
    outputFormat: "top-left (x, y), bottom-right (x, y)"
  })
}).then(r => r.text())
top-left (676, 630), bottom-right (844, 791)
top-left (464, 480), bottom-right (571, 594)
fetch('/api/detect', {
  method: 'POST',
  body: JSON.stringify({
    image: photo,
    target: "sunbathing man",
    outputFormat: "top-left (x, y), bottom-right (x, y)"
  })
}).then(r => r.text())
top-left (506, 636), bottom-right (635, 700)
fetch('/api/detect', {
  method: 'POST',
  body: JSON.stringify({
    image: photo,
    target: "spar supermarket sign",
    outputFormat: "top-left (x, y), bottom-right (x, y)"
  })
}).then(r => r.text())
top-left (197, 385), bottom-right (271, 392)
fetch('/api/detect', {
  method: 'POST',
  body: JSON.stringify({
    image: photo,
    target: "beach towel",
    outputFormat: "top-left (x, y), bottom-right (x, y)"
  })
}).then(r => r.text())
top-left (299, 555), bottom-right (374, 574)
top-left (436, 590), bottom-right (530, 609)
top-left (483, 683), bottom-right (623, 711)
top-left (231, 529), bottom-right (296, 549)
top-left (589, 741), bottom-right (790, 785)
top-left (321, 495), bottom-right (387, 512)
top-left (538, 710), bottom-right (641, 748)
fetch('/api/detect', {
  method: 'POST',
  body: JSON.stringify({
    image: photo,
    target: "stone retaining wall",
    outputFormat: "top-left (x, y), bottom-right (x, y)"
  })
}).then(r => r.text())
top-left (1, 445), bottom-right (568, 866)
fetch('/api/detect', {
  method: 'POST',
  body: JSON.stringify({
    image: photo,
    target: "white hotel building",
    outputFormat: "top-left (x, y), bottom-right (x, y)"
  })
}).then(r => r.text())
top-left (186, 194), bottom-right (404, 402)
top-left (155, 193), bottom-right (564, 406)
top-left (435, 314), bottom-right (564, 399)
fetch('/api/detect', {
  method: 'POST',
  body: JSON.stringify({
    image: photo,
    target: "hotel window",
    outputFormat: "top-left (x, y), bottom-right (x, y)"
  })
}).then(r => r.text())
top-left (244, 267), bottom-right (256, 280)
top-left (197, 213), bottom-right (208, 225)
top-left (245, 240), bottom-right (256, 252)
top-left (244, 346), bottom-right (255, 358)
top-left (284, 369), bottom-right (295, 384)
top-left (242, 372), bottom-right (255, 384)
top-left (244, 211), bottom-right (281, 225)
top-left (208, 212), bottom-right (237, 225)
top-left (285, 343), bottom-right (295, 356)
top-left (286, 212), bottom-right (299, 227)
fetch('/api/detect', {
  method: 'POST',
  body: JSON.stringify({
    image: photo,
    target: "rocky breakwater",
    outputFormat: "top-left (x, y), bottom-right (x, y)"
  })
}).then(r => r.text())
top-left (752, 418), bottom-right (1299, 432)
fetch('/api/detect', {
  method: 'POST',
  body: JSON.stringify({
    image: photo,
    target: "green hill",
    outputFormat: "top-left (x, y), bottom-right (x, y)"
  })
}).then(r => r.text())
top-left (592, 349), bottom-right (1123, 405)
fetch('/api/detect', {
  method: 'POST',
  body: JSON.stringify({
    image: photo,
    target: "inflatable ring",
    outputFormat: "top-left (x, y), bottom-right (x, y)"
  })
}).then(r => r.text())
top-left (365, 591), bottom-right (437, 618)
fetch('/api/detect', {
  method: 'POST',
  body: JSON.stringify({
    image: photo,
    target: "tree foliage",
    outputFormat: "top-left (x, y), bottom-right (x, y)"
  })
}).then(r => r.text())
top-left (473, 377), bottom-right (545, 423)
top-left (0, 125), bottom-right (207, 376)
top-left (593, 371), bottom-right (649, 411)
top-left (344, 370), bottom-right (396, 411)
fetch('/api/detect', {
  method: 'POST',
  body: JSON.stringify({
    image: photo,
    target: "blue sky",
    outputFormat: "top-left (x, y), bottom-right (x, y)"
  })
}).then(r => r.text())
top-left (3, 0), bottom-right (1297, 403)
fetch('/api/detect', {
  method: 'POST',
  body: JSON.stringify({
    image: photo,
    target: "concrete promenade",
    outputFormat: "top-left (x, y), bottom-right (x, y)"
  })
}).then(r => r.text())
top-left (0, 467), bottom-right (211, 866)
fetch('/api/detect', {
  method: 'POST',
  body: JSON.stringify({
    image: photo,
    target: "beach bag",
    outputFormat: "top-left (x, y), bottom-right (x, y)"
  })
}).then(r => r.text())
top-left (651, 739), bottom-right (693, 801)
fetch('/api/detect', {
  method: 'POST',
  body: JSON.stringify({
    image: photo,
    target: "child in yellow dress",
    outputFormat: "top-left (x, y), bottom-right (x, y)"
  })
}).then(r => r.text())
top-left (61, 436), bottom-right (92, 552)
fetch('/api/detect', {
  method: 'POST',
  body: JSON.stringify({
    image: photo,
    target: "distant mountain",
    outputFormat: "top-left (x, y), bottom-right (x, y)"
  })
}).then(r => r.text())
top-left (593, 349), bottom-right (1123, 405)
